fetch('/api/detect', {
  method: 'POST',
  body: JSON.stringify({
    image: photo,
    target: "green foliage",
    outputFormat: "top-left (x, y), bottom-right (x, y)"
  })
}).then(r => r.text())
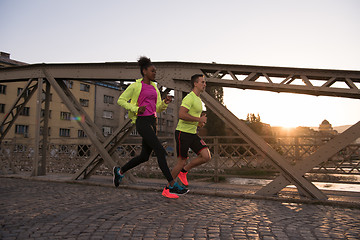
top-left (205, 86), bottom-right (225, 136)
top-left (246, 113), bottom-right (270, 136)
top-left (246, 113), bottom-right (261, 123)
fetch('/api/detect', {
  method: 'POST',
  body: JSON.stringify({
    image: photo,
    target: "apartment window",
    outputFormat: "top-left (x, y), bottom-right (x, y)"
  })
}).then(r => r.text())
top-left (59, 128), bottom-right (70, 137)
top-left (60, 112), bottom-right (71, 120)
top-left (15, 125), bottom-right (29, 134)
top-left (42, 92), bottom-right (53, 101)
top-left (102, 126), bottom-right (112, 137)
top-left (17, 88), bottom-right (31, 97)
top-left (40, 127), bottom-right (51, 136)
top-left (78, 130), bottom-right (87, 138)
top-left (165, 108), bottom-right (173, 115)
top-left (103, 110), bottom-right (113, 119)
top-left (80, 83), bottom-right (90, 92)
top-left (19, 107), bottom-right (30, 116)
top-left (64, 80), bottom-right (73, 89)
top-left (80, 98), bottom-right (89, 107)
top-left (41, 109), bottom-right (52, 118)
top-left (158, 118), bottom-right (166, 125)
top-left (167, 120), bottom-right (173, 127)
top-left (0, 85), bottom-right (6, 94)
top-left (0, 104), bottom-right (5, 113)
top-left (104, 95), bottom-right (114, 104)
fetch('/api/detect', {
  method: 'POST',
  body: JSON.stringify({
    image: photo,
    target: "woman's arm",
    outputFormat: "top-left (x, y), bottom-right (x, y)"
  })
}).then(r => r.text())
top-left (117, 84), bottom-right (139, 113)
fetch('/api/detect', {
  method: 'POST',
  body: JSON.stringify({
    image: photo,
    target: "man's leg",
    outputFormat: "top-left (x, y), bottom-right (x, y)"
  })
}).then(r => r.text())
top-left (184, 148), bottom-right (211, 172)
top-left (177, 148), bottom-right (211, 186)
top-left (171, 157), bottom-right (187, 180)
top-left (172, 130), bottom-right (191, 184)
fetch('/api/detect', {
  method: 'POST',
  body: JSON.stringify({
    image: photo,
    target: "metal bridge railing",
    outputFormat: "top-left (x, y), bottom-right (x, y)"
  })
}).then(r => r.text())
top-left (1, 136), bottom-right (359, 182)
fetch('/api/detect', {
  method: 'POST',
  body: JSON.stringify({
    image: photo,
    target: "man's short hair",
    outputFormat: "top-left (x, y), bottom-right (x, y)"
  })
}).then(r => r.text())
top-left (190, 74), bottom-right (204, 88)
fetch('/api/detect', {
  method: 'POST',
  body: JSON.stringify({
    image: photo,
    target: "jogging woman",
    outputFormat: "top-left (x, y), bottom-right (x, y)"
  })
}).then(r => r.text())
top-left (113, 56), bottom-right (188, 198)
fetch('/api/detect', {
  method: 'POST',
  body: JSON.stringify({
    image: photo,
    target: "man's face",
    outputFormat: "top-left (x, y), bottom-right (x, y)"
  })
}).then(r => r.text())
top-left (194, 76), bottom-right (206, 92)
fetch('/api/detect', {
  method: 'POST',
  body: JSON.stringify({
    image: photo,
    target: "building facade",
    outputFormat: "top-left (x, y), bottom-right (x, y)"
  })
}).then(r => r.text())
top-left (0, 52), bottom-right (176, 148)
top-left (0, 79), bottom-right (97, 145)
top-left (94, 81), bottom-right (127, 137)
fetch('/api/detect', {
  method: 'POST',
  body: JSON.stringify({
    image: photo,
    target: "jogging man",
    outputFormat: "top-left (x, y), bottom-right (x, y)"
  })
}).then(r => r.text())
top-left (172, 74), bottom-right (211, 186)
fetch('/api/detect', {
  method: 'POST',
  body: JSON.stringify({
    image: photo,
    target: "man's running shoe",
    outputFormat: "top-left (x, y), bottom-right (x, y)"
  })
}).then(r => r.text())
top-left (169, 182), bottom-right (189, 195)
top-left (178, 171), bottom-right (188, 186)
top-left (162, 187), bottom-right (179, 199)
top-left (113, 166), bottom-right (124, 187)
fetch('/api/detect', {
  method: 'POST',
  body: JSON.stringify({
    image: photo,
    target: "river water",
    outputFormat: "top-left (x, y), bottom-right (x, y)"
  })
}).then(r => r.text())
top-left (228, 175), bottom-right (360, 193)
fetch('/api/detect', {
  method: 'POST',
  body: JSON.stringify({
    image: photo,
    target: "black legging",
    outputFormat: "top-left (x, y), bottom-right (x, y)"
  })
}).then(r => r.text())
top-left (121, 115), bottom-right (174, 183)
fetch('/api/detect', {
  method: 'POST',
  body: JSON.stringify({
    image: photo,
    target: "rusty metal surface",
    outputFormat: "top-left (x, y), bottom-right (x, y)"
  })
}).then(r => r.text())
top-left (0, 62), bottom-right (359, 200)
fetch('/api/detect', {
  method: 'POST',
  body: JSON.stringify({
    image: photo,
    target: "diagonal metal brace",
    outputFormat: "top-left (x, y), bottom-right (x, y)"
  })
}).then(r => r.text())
top-left (42, 68), bottom-right (118, 171)
top-left (256, 121), bottom-right (360, 196)
top-left (200, 91), bottom-right (328, 200)
top-left (72, 119), bottom-right (136, 182)
top-left (0, 79), bottom-right (38, 142)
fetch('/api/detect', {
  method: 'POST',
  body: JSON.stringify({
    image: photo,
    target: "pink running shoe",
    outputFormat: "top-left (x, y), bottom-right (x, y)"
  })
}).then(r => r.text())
top-left (178, 171), bottom-right (188, 186)
top-left (162, 187), bottom-right (179, 199)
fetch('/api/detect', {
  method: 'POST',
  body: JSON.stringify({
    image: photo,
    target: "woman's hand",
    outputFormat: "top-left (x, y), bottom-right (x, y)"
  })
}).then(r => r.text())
top-left (137, 106), bottom-right (146, 115)
top-left (164, 95), bottom-right (173, 104)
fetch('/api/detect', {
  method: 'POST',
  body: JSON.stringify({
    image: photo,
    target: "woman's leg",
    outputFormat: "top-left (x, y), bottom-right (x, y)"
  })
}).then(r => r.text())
top-left (139, 118), bottom-right (174, 183)
top-left (120, 117), bottom-right (153, 173)
top-left (121, 116), bottom-right (174, 183)
top-left (120, 138), bottom-right (152, 173)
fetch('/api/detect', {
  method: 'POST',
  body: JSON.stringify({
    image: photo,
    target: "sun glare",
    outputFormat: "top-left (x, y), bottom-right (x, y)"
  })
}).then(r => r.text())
top-left (223, 88), bottom-right (360, 128)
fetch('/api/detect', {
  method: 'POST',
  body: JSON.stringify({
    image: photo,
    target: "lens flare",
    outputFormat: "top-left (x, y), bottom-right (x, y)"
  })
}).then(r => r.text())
top-left (71, 115), bottom-right (85, 123)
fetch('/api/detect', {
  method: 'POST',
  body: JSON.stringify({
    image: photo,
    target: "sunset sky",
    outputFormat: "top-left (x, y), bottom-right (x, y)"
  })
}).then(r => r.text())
top-left (1, 0), bottom-right (359, 127)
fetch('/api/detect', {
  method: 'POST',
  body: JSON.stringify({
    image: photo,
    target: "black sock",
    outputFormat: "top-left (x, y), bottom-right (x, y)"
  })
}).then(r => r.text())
top-left (181, 168), bottom-right (187, 173)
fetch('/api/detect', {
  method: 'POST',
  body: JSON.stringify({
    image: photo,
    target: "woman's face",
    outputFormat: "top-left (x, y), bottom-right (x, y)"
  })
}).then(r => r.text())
top-left (143, 65), bottom-right (156, 81)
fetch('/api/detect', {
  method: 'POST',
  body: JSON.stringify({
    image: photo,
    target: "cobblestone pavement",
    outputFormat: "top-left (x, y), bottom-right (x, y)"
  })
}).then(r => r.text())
top-left (1, 178), bottom-right (360, 240)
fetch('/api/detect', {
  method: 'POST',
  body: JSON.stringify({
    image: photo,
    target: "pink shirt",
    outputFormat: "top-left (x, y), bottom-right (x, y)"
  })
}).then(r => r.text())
top-left (137, 82), bottom-right (157, 117)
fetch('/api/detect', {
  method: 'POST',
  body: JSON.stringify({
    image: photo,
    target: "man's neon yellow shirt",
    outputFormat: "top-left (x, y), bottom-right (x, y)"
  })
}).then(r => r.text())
top-left (176, 91), bottom-right (203, 134)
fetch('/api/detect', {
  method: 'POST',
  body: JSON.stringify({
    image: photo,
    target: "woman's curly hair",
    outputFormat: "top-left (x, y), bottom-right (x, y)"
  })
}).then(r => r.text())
top-left (138, 56), bottom-right (153, 76)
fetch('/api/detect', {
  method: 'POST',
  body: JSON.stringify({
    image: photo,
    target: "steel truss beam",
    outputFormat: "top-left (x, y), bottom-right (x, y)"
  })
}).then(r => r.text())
top-left (198, 65), bottom-right (360, 99)
top-left (1, 62), bottom-right (359, 99)
top-left (201, 91), bottom-right (328, 200)
top-left (72, 119), bottom-right (136, 181)
top-left (169, 81), bottom-right (327, 200)
top-left (32, 78), bottom-right (51, 176)
top-left (1, 62), bottom-right (359, 200)
top-left (0, 78), bottom-right (38, 142)
top-left (41, 69), bottom-right (131, 177)
top-left (256, 121), bottom-right (360, 196)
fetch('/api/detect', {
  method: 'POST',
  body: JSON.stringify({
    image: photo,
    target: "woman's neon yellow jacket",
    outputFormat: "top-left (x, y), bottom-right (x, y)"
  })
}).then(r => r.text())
top-left (117, 78), bottom-right (168, 123)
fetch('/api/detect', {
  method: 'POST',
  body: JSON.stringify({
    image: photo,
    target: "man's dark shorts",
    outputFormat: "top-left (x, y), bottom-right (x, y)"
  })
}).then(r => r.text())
top-left (175, 130), bottom-right (208, 159)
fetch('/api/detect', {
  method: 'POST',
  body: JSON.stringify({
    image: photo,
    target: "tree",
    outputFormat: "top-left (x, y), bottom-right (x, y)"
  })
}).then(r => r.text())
top-left (205, 85), bottom-right (225, 136)
top-left (246, 113), bottom-right (271, 136)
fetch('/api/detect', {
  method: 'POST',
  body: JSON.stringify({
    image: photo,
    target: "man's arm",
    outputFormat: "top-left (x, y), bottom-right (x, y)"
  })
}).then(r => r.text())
top-left (179, 106), bottom-right (207, 124)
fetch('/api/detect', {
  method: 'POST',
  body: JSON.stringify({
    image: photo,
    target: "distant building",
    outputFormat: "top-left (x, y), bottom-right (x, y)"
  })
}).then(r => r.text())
top-left (93, 81), bottom-right (127, 138)
top-left (0, 52), bottom-right (27, 68)
top-left (0, 52), bottom-right (176, 147)
top-left (157, 104), bottom-right (175, 137)
top-left (318, 119), bottom-right (338, 136)
top-left (0, 53), bottom-right (123, 146)
top-left (1, 78), bottom-right (97, 145)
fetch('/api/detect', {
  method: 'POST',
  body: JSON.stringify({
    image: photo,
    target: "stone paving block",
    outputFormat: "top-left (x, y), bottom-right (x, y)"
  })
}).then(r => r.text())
top-left (1, 178), bottom-right (360, 239)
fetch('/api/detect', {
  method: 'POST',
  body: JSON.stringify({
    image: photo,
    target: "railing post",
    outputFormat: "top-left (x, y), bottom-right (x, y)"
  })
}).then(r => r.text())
top-left (214, 137), bottom-right (219, 183)
top-left (294, 136), bottom-right (300, 163)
